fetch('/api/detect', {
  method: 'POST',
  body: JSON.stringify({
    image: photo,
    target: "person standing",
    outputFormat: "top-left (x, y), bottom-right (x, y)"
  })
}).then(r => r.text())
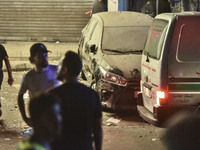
top-left (191, 0), bottom-right (200, 11)
top-left (49, 51), bottom-right (103, 150)
top-left (85, 0), bottom-right (108, 16)
top-left (0, 44), bottom-right (14, 117)
top-left (168, 0), bottom-right (193, 12)
top-left (18, 93), bottom-right (62, 150)
top-left (18, 43), bottom-right (60, 126)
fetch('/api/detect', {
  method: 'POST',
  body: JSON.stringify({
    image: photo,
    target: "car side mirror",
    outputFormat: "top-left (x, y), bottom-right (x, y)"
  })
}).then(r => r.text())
top-left (90, 44), bottom-right (97, 54)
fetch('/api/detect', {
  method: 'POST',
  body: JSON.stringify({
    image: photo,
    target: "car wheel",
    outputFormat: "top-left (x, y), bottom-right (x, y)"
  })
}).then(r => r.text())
top-left (90, 80), bottom-right (97, 91)
top-left (80, 71), bottom-right (87, 80)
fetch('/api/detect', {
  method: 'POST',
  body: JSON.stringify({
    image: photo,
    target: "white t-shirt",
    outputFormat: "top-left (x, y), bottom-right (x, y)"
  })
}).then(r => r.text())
top-left (18, 65), bottom-right (60, 98)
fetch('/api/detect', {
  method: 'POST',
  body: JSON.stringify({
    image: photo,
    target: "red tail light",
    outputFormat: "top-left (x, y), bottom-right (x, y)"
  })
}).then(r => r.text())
top-left (156, 90), bottom-right (168, 105)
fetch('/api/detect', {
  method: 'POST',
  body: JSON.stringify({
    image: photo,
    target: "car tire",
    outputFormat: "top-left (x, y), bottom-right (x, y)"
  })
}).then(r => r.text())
top-left (80, 71), bottom-right (87, 80)
top-left (90, 80), bottom-right (97, 91)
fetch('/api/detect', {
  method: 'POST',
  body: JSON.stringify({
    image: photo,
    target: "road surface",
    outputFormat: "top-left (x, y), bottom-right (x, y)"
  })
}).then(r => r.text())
top-left (0, 71), bottom-right (167, 150)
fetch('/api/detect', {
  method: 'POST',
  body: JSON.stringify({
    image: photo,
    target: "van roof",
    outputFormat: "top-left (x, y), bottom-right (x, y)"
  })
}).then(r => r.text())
top-left (155, 11), bottom-right (200, 20)
top-left (92, 11), bottom-right (153, 27)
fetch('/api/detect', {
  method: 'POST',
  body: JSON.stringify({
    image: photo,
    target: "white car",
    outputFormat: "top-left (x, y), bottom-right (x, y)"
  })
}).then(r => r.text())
top-left (78, 11), bottom-right (152, 110)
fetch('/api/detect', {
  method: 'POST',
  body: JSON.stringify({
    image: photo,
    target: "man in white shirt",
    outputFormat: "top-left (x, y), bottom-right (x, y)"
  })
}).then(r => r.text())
top-left (18, 43), bottom-right (60, 126)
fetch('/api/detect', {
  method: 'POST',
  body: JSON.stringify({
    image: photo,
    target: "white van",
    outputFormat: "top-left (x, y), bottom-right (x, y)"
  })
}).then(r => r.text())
top-left (137, 12), bottom-right (200, 126)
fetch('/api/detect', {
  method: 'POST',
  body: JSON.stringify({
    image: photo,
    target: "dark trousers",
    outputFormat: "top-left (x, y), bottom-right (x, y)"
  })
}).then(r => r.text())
top-left (0, 70), bottom-right (3, 108)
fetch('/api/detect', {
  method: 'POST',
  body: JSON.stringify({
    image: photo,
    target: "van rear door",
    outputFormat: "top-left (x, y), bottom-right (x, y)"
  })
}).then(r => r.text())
top-left (141, 18), bottom-right (170, 113)
top-left (168, 15), bottom-right (200, 106)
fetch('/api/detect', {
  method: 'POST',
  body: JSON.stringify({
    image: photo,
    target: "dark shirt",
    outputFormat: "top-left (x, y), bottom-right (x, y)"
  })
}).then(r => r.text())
top-left (0, 44), bottom-right (8, 70)
top-left (49, 82), bottom-right (102, 150)
top-left (92, 0), bottom-right (108, 14)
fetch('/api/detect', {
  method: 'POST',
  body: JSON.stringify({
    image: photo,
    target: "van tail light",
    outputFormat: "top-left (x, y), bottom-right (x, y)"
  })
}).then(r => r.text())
top-left (156, 89), bottom-right (168, 105)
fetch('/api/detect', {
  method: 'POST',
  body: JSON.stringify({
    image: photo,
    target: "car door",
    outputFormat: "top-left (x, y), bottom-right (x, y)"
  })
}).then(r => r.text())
top-left (79, 18), bottom-right (96, 57)
top-left (80, 18), bottom-right (98, 78)
top-left (86, 20), bottom-right (102, 84)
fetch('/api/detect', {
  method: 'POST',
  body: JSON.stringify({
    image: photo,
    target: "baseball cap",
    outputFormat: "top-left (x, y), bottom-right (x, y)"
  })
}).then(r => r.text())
top-left (30, 43), bottom-right (51, 57)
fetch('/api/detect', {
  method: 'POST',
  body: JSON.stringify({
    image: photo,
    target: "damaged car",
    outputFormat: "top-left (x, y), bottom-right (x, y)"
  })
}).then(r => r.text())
top-left (78, 11), bottom-right (152, 110)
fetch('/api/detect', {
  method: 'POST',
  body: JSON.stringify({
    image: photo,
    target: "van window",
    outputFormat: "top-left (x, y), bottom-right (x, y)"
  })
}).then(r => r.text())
top-left (177, 25), bottom-right (200, 62)
top-left (144, 19), bottom-right (168, 60)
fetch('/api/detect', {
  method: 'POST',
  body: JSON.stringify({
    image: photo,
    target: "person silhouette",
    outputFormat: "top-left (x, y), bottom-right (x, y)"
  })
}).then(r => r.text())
top-left (49, 51), bottom-right (103, 150)
top-left (163, 111), bottom-right (200, 150)
top-left (0, 44), bottom-right (14, 117)
top-left (85, 0), bottom-right (107, 16)
top-left (18, 93), bottom-right (62, 150)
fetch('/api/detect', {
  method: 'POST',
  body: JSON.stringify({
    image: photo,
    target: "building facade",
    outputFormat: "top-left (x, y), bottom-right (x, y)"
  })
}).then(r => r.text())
top-left (0, 0), bottom-right (93, 42)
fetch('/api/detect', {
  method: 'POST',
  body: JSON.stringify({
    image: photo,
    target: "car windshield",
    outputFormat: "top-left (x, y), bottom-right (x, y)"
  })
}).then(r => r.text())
top-left (102, 26), bottom-right (149, 53)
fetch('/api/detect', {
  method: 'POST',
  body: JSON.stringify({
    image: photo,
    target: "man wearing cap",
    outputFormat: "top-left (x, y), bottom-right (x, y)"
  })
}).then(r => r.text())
top-left (17, 43), bottom-right (60, 126)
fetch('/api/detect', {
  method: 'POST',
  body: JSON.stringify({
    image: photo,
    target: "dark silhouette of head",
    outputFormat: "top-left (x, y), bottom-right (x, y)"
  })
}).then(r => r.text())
top-left (163, 112), bottom-right (200, 150)
top-left (30, 43), bottom-right (50, 57)
top-left (57, 51), bottom-right (82, 81)
top-left (29, 93), bottom-right (62, 137)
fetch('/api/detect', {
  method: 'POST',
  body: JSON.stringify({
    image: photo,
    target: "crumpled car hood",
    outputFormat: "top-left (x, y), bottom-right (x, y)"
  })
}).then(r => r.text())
top-left (101, 54), bottom-right (141, 79)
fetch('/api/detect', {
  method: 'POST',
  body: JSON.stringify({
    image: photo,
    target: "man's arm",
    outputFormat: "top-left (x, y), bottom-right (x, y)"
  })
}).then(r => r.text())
top-left (93, 117), bottom-right (103, 150)
top-left (85, 9), bottom-right (93, 16)
top-left (3, 56), bottom-right (14, 86)
top-left (17, 94), bottom-right (32, 126)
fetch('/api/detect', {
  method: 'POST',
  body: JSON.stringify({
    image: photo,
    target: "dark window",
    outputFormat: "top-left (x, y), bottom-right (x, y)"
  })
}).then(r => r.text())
top-left (177, 24), bottom-right (200, 61)
top-left (144, 19), bottom-right (168, 59)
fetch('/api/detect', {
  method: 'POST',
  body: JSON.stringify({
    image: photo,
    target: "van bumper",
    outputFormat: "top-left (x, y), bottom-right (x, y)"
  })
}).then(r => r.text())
top-left (137, 92), bottom-right (198, 127)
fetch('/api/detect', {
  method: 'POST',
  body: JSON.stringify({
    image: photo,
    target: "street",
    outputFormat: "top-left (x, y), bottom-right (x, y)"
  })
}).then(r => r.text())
top-left (0, 0), bottom-right (198, 149)
top-left (0, 71), bottom-right (167, 150)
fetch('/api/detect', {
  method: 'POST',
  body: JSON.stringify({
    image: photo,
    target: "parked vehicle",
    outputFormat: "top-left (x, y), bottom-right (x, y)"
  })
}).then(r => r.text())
top-left (137, 12), bottom-right (200, 126)
top-left (78, 11), bottom-right (152, 110)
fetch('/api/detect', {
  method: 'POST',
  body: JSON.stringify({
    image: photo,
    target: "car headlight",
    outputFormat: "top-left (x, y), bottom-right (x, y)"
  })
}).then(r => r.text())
top-left (100, 66), bottom-right (127, 87)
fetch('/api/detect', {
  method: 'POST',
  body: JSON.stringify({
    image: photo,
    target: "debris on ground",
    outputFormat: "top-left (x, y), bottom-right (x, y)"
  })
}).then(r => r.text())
top-left (106, 117), bottom-right (121, 126)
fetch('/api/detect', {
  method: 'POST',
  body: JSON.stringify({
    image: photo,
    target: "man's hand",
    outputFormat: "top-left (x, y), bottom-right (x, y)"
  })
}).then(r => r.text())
top-left (8, 77), bottom-right (14, 86)
top-left (85, 9), bottom-right (93, 16)
top-left (18, 94), bottom-right (33, 127)
top-left (4, 56), bottom-right (14, 86)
